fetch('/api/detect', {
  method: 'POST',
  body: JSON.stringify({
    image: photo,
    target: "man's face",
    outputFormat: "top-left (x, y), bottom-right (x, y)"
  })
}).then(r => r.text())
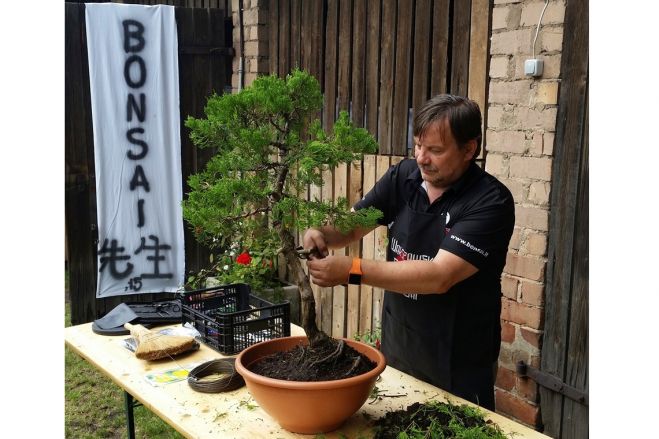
top-left (414, 120), bottom-right (475, 190)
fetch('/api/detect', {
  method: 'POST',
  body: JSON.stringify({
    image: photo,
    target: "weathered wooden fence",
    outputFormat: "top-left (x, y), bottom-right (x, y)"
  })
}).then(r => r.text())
top-left (65, 2), bottom-right (233, 324)
top-left (266, 0), bottom-right (493, 338)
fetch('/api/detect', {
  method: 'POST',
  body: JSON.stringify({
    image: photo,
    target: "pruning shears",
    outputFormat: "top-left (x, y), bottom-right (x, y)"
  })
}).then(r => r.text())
top-left (295, 246), bottom-right (323, 260)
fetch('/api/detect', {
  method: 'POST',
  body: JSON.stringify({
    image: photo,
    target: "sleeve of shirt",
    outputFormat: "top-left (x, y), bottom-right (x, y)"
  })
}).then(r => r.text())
top-left (440, 185), bottom-right (515, 273)
top-left (353, 160), bottom-right (410, 226)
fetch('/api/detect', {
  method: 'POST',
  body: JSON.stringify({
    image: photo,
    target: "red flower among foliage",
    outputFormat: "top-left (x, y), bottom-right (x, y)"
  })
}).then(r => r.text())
top-left (236, 251), bottom-right (252, 265)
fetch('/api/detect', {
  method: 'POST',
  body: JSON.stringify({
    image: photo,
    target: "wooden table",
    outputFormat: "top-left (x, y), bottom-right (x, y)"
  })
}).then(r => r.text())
top-left (65, 323), bottom-right (550, 439)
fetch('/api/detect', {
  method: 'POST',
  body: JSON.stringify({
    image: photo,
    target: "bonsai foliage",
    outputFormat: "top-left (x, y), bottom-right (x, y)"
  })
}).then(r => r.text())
top-left (182, 69), bottom-right (382, 346)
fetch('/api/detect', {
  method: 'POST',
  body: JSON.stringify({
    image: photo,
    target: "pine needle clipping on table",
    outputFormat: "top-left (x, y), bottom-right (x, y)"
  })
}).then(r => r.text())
top-left (124, 323), bottom-right (198, 360)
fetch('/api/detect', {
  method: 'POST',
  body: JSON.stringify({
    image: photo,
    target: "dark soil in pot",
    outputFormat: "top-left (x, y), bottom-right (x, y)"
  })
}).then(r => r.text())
top-left (248, 339), bottom-right (376, 381)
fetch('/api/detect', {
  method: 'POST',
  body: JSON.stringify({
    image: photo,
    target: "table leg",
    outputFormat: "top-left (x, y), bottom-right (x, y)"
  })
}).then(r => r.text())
top-left (124, 391), bottom-right (142, 439)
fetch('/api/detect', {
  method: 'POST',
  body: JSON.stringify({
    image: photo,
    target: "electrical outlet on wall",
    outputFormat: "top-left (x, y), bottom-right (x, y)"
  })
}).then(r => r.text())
top-left (524, 59), bottom-right (544, 77)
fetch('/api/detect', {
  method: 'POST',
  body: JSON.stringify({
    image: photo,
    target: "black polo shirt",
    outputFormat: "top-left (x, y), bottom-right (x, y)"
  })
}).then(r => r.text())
top-left (354, 158), bottom-right (515, 370)
top-left (355, 158), bottom-right (514, 274)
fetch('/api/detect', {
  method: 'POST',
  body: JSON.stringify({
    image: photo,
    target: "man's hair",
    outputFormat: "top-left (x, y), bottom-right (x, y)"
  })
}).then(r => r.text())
top-left (413, 94), bottom-right (482, 160)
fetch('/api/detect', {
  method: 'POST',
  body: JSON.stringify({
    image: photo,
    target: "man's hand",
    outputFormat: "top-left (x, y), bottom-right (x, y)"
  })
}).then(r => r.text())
top-left (307, 255), bottom-right (352, 287)
top-left (302, 228), bottom-right (330, 259)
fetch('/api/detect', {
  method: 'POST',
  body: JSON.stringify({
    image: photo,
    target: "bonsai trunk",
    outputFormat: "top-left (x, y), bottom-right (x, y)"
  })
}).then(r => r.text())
top-left (278, 228), bottom-right (331, 347)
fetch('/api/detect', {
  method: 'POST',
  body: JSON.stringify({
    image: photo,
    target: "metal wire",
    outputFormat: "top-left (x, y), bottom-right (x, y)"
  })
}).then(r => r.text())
top-left (533, 0), bottom-right (551, 59)
top-left (187, 358), bottom-right (245, 393)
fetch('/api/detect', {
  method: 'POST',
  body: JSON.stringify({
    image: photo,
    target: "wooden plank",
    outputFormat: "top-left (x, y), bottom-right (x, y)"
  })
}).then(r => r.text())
top-left (365, 0), bottom-right (381, 138)
top-left (450, 0), bottom-right (471, 96)
top-left (192, 8), bottom-right (218, 271)
top-left (278, 0), bottom-right (290, 76)
top-left (290, 0), bottom-right (301, 69)
top-left (300, 0), bottom-right (313, 72)
top-left (209, 7), bottom-right (228, 95)
top-left (310, 0), bottom-right (324, 84)
top-left (346, 159), bottom-right (363, 338)
top-left (337, 0), bottom-right (353, 112)
top-left (79, 0), bottom-right (104, 317)
top-left (351, 0), bottom-right (366, 127)
top-left (391, 156), bottom-right (403, 166)
top-left (391, 1), bottom-right (413, 156)
top-left (332, 163), bottom-right (348, 337)
top-left (268, 0), bottom-right (279, 75)
top-left (431, 0), bottom-right (450, 96)
top-left (359, 155), bottom-right (376, 334)
top-left (467, 0), bottom-right (490, 112)
top-left (541, 0), bottom-right (589, 435)
top-left (320, 168), bottom-right (334, 334)
top-left (192, 7), bottom-right (214, 165)
top-left (177, 8), bottom-right (201, 276)
top-left (412, 0), bottom-right (432, 115)
top-left (468, 0), bottom-right (491, 160)
top-left (377, 0), bottom-right (395, 154)
top-left (561, 94), bottom-right (589, 439)
top-left (372, 155), bottom-right (391, 329)
top-left (323, 0), bottom-right (339, 130)
top-left (66, 2), bottom-right (97, 324)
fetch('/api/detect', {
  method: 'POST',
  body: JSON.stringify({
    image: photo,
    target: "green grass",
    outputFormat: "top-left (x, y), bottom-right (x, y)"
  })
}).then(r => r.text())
top-left (65, 301), bottom-right (184, 438)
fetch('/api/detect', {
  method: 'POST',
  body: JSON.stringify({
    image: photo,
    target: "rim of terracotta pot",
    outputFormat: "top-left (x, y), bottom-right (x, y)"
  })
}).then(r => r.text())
top-left (235, 335), bottom-right (386, 388)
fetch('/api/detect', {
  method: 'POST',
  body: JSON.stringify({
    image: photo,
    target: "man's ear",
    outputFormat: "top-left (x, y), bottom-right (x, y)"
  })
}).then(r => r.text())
top-left (464, 139), bottom-right (477, 161)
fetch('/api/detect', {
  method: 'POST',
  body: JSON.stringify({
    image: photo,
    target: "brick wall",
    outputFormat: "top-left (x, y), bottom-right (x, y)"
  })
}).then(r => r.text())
top-left (231, 0), bottom-right (269, 90)
top-left (486, 0), bottom-right (565, 429)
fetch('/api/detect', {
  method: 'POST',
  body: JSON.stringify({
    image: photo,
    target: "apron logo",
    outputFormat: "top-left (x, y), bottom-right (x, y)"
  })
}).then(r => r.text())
top-left (390, 237), bottom-right (433, 262)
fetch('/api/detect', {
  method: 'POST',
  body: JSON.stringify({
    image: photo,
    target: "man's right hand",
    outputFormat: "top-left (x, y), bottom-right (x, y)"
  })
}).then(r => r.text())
top-left (302, 228), bottom-right (330, 259)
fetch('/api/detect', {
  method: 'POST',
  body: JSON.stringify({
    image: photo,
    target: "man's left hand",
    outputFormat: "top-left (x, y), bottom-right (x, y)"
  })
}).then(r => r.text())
top-left (306, 255), bottom-right (352, 287)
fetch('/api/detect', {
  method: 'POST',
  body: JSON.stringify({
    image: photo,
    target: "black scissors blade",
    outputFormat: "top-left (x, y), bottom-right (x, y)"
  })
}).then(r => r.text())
top-left (295, 246), bottom-right (321, 259)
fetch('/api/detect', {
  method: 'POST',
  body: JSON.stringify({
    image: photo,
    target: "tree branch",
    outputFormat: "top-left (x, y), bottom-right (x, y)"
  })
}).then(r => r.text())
top-left (269, 116), bottom-right (286, 134)
top-left (224, 207), bottom-right (270, 221)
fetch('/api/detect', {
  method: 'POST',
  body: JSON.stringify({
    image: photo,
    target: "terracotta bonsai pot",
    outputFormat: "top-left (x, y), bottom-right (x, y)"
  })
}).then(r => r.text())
top-left (235, 335), bottom-right (386, 434)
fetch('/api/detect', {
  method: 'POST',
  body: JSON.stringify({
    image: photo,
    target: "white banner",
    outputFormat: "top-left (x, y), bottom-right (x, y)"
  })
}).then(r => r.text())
top-left (85, 4), bottom-right (185, 298)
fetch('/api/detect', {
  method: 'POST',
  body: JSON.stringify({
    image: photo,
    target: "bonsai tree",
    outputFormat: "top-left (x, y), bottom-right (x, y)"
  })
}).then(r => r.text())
top-left (182, 69), bottom-right (381, 348)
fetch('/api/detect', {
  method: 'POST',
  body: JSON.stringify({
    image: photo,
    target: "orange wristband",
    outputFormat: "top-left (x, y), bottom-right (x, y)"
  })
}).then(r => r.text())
top-left (348, 257), bottom-right (362, 285)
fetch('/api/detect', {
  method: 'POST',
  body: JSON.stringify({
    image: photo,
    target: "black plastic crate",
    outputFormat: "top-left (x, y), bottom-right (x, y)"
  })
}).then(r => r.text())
top-left (180, 283), bottom-right (291, 355)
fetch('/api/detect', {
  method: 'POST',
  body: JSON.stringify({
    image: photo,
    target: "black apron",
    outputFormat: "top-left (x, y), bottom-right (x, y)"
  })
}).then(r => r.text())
top-left (380, 201), bottom-right (496, 409)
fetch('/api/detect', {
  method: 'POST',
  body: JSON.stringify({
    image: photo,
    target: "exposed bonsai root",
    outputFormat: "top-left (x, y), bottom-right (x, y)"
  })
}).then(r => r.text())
top-left (343, 356), bottom-right (362, 378)
top-left (250, 339), bottom-right (377, 381)
top-left (295, 345), bottom-right (307, 364)
top-left (310, 340), bottom-right (345, 368)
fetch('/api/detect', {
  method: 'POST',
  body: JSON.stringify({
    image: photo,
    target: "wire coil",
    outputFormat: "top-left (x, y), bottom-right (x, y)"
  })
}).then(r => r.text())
top-left (187, 358), bottom-right (245, 393)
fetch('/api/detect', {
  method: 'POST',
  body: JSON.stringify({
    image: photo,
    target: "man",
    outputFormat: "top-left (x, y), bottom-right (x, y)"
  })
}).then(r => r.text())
top-left (303, 94), bottom-right (514, 410)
